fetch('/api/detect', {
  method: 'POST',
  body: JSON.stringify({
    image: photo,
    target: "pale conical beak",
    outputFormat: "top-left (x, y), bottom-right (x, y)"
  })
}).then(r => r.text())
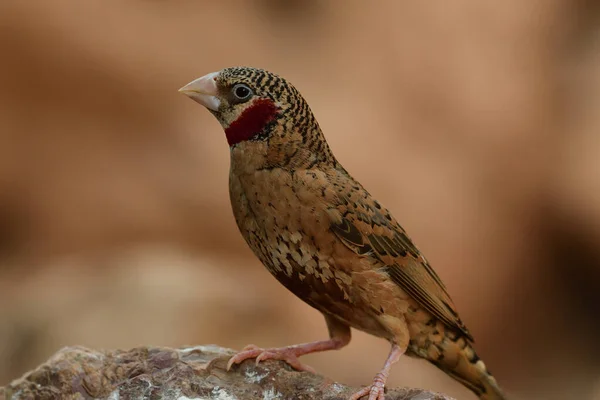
top-left (179, 71), bottom-right (220, 111)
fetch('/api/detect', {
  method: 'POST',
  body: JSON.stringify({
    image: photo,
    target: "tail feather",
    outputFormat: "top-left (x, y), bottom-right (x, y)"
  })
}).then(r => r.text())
top-left (440, 364), bottom-right (505, 400)
top-left (429, 331), bottom-right (507, 400)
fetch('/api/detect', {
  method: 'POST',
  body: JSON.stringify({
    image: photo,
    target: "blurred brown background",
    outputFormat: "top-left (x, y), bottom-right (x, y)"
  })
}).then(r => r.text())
top-left (1, 1), bottom-right (599, 399)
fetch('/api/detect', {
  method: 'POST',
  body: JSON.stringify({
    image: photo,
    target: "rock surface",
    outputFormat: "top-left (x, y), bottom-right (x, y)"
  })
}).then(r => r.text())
top-left (0, 345), bottom-right (453, 400)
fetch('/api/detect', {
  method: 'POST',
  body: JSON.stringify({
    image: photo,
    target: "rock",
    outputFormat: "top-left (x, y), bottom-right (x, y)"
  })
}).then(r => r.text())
top-left (0, 345), bottom-right (453, 400)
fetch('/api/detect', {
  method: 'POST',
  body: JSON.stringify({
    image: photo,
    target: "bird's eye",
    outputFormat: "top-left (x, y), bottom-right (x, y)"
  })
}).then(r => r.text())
top-left (232, 84), bottom-right (253, 101)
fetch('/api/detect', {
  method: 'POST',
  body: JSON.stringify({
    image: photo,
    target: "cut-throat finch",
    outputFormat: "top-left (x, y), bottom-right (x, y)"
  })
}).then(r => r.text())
top-left (180, 67), bottom-right (507, 400)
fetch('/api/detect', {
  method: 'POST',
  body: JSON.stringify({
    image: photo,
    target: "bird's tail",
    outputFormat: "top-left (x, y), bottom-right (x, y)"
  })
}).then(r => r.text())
top-left (428, 331), bottom-right (507, 400)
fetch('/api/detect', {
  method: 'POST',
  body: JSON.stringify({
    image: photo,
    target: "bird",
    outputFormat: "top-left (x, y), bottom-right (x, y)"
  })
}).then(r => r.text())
top-left (179, 67), bottom-right (507, 400)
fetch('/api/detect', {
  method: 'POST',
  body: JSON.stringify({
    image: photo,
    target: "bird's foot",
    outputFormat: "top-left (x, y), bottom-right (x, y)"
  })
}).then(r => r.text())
top-left (349, 372), bottom-right (387, 400)
top-left (226, 344), bottom-right (316, 373)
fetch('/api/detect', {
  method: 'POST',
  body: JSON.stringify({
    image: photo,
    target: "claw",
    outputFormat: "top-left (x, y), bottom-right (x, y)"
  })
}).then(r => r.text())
top-left (349, 344), bottom-right (403, 400)
top-left (349, 372), bottom-right (387, 400)
top-left (226, 344), bottom-right (316, 373)
top-left (226, 344), bottom-right (261, 371)
top-left (348, 384), bottom-right (385, 400)
top-left (254, 351), bottom-right (269, 365)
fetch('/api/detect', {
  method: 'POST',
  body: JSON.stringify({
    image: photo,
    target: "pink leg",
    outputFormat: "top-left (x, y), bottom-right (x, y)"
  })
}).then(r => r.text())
top-left (227, 315), bottom-right (351, 373)
top-left (349, 344), bottom-right (404, 400)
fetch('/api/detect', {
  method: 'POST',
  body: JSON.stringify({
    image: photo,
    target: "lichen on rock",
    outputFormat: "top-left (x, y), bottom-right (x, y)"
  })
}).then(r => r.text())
top-left (1, 345), bottom-right (453, 400)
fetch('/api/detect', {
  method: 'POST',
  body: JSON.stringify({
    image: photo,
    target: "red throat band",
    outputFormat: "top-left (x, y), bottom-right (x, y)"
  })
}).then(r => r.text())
top-left (225, 99), bottom-right (278, 146)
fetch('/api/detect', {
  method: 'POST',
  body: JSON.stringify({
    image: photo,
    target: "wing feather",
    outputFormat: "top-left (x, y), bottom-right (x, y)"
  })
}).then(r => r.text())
top-left (329, 186), bottom-right (473, 341)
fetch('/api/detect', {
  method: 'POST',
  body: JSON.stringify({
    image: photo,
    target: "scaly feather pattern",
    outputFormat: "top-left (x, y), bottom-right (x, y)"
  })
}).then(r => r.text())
top-left (180, 67), bottom-right (508, 400)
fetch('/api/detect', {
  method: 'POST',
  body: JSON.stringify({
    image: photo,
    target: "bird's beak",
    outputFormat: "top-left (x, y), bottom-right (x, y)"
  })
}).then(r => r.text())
top-left (179, 71), bottom-right (221, 111)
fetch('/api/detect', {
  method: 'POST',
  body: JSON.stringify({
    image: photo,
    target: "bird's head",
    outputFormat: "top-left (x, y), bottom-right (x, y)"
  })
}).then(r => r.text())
top-left (180, 67), bottom-right (335, 169)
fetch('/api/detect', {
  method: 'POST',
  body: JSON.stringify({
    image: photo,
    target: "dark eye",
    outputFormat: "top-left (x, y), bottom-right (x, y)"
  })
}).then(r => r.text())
top-left (232, 84), bottom-right (253, 101)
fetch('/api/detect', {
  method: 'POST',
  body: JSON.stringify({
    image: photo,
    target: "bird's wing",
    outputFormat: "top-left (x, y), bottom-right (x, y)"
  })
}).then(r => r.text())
top-left (328, 177), bottom-right (473, 341)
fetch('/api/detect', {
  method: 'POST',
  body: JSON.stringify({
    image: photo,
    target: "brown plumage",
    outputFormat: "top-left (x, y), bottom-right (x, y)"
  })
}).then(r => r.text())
top-left (179, 67), bottom-right (507, 400)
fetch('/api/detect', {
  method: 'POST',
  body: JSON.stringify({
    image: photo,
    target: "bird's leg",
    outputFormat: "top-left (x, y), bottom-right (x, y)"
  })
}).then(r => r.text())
top-left (349, 343), bottom-right (404, 400)
top-left (227, 314), bottom-right (350, 373)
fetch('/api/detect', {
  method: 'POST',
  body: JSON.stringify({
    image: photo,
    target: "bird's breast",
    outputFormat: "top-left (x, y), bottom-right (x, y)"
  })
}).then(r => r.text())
top-left (228, 166), bottom-right (408, 339)
top-left (229, 167), bottom-right (358, 283)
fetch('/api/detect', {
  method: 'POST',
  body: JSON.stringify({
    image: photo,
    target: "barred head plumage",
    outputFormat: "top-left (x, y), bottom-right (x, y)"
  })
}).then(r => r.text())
top-left (180, 66), bottom-right (335, 168)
